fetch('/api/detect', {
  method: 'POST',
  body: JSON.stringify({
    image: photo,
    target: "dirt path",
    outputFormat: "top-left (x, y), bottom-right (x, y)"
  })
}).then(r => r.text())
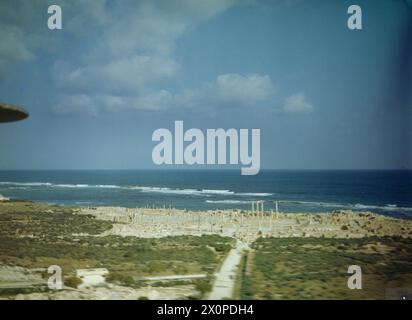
top-left (208, 239), bottom-right (248, 300)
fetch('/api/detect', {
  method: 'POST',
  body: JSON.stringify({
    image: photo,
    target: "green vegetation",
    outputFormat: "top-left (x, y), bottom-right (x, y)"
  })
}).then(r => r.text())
top-left (0, 201), bottom-right (234, 296)
top-left (0, 201), bottom-right (112, 238)
top-left (194, 277), bottom-right (213, 296)
top-left (64, 276), bottom-right (83, 289)
top-left (238, 254), bottom-right (254, 299)
top-left (240, 236), bottom-right (412, 299)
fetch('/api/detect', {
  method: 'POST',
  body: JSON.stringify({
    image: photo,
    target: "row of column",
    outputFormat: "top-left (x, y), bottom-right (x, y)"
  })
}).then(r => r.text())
top-left (251, 201), bottom-right (279, 214)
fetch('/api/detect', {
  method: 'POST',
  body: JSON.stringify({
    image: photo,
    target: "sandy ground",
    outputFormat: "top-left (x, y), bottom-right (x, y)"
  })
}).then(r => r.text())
top-left (78, 207), bottom-right (412, 244)
top-left (14, 284), bottom-right (197, 300)
top-left (0, 266), bottom-right (198, 300)
top-left (208, 240), bottom-right (248, 300)
top-left (0, 266), bottom-right (44, 290)
top-left (75, 206), bottom-right (412, 299)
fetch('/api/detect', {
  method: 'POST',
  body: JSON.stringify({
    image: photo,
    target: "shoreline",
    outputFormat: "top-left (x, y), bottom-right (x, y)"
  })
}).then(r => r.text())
top-left (2, 199), bottom-right (412, 241)
top-left (4, 196), bottom-right (412, 219)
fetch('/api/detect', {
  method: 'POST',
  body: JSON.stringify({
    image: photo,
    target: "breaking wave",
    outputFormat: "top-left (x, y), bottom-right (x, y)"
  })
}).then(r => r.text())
top-left (206, 200), bottom-right (251, 204)
top-left (351, 203), bottom-right (412, 212)
top-left (237, 192), bottom-right (273, 197)
top-left (280, 200), bottom-right (412, 212)
top-left (0, 181), bottom-right (272, 197)
top-left (2, 181), bottom-right (410, 213)
top-left (0, 182), bottom-right (52, 187)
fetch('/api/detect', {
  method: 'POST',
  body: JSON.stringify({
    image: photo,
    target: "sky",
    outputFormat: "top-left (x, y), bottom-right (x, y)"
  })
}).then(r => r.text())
top-left (0, 0), bottom-right (411, 170)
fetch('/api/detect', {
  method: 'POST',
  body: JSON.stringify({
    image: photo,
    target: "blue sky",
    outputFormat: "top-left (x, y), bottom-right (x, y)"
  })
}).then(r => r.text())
top-left (0, 0), bottom-right (411, 170)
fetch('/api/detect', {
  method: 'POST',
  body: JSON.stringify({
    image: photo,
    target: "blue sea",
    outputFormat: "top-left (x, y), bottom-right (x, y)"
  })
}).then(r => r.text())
top-left (0, 170), bottom-right (411, 219)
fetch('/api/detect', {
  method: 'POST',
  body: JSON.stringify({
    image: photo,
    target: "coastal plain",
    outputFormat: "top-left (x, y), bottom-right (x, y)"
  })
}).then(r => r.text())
top-left (0, 200), bottom-right (411, 299)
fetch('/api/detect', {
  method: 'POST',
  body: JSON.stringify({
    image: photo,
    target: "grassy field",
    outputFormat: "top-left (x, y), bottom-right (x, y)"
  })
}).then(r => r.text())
top-left (0, 201), bottom-right (234, 294)
top-left (240, 236), bottom-right (412, 299)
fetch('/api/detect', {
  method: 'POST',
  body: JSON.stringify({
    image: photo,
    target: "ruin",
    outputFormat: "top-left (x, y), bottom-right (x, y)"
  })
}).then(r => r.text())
top-left (76, 268), bottom-right (109, 288)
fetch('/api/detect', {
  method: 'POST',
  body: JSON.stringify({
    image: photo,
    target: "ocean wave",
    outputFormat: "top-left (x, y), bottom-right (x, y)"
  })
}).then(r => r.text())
top-left (281, 200), bottom-right (343, 208)
top-left (0, 182), bottom-right (52, 187)
top-left (0, 181), bottom-right (273, 197)
top-left (281, 200), bottom-right (412, 212)
top-left (74, 201), bottom-right (99, 205)
top-left (237, 192), bottom-right (273, 197)
top-left (1, 181), bottom-right (410, 213)
top-left (0, 186), bottom-right (29, 190)
top-left (138, 187), bottom-right (208, 196)
top-left (206, 200), bottom-right (251, 204)
top-left (202, 189), bottom-right (234, 195)
top-left (55, 184), bottom-right (90, 188)
top-left (136, 187), bottom-right (274, 197)
top-left (140, 188), bottom-right (274, 197)
top-left (352, 203), bottom-right (412, 212)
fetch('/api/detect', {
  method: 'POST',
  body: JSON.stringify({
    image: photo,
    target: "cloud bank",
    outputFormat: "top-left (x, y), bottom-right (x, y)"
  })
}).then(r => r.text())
top-left (1, 0), bottom-right (312, 116)
top-left (283, 92), bottom-right (313, 113)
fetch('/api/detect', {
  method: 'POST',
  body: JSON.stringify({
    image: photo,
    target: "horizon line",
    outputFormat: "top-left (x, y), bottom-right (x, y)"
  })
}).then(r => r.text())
top-left (0, 168), bottom-right (411, 172)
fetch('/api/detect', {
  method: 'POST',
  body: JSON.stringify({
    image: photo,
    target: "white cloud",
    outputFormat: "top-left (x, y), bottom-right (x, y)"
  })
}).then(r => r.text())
top-left (0, 0), bottom-right (238, 83)
top-left (283, 92), bottom-right (313, 113)
top-left (0, 26), bottom-right (33, 62)
top-left (46, 0), bottom-right (247, 113)
top-left (133, 90), bottom-right (174, 111)
top-left (0, 25), bottom-right (34, 76)
top-left (135, 73), bottom-right (276, 112)
top-left (54, 55), bottom-right (178, 95)
top-left (52, 90), bottom-right (175, 115)
top-left (3, 0), bottom-right (305, 117)
top-left (216, 73), bottom-right (275, 103)
top-left (63, 0), bottom-right (110, 36)
top-left (53, 73), bottom-right (276, 115)
top-left (0, 1), bottom-right (49, 75)
top-left (88, 0), bottom-right (238, 56)
top-left (175, 73), bottom-right (276, 109)
top-left (52, 0), bottom-right (239, 94)
top-left (52, 94), bottom-right (99, 117)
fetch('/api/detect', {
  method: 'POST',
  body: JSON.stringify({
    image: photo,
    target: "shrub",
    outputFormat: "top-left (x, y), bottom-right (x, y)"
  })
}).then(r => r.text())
top-left (195, 279), bottom-right (212, 295)
top-left (213, 243), bottom-right (231, 252)
top-left (64, 276), bottom-right (83, 288)
top-left (106, 273), bottom-right (135, 286)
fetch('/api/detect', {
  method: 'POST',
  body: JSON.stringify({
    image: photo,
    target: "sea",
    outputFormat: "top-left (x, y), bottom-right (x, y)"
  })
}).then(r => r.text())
top-left (0, 170), bottom-right (411, 219)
